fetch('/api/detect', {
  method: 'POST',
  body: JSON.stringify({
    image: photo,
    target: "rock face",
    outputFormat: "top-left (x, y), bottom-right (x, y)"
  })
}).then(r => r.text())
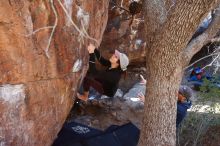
top-left (99, 0), bottom-right (145, 65)
top-left (0, 0), bottom-right (108, 146)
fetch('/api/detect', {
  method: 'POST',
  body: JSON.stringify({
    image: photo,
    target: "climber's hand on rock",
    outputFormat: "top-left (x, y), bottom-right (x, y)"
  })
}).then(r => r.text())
top-left (88, 43), bottom-right (95, 54)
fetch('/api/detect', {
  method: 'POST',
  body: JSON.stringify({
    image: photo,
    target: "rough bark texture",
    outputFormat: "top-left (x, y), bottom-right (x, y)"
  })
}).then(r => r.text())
top-left (139, 0), bottom-right (220, 146)
top-left (183, 5), bottom-right (220, 67)
top-left (0, 0), bottom-right (108, 145)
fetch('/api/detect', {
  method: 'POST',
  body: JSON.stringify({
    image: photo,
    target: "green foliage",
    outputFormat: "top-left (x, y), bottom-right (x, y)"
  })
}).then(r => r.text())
top-left (199, 75), bottom-right (220, 100)
top-left (178, 112), bottom-right (220, 146)
top-left (178, 75), bottom-right (220, 145)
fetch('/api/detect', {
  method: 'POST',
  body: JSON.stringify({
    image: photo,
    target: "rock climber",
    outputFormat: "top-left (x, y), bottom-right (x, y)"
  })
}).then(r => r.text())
top-left (77, 43), bottom-right (129, 101)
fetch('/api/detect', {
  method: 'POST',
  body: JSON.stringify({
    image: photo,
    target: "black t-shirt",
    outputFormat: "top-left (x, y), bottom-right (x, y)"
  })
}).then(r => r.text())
top-left (88, 49), bottom-right (122, 97)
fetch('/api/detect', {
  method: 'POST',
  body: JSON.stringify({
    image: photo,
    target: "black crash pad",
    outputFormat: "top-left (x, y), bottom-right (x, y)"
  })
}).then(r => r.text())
top-left (53, 122), bottom-right (140, 146)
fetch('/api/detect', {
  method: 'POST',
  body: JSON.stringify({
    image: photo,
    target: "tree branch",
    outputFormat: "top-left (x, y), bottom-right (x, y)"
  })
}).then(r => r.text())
top-left (202, 54), bottom-right (220, 69)
top-left (182, 5), bottom-right (220, 66)
top-left (56, 0), bottom-right (98, 45)
top-left (210, 35), bottom-right (220, 42)
top-left (45, 0), bottom-right (58, 58)
top-left (24, 0), bottom-right (100, 58)
top-left (109, 0), bottom-right (130, 13)
top-left (24, 26), bottom-right (54, 37)
top-left (184, 49), bottom-right (220, 70)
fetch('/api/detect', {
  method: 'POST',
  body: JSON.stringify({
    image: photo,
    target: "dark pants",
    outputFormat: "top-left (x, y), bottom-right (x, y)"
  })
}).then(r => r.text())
top-left (83, 76), bottom-right (104, 95)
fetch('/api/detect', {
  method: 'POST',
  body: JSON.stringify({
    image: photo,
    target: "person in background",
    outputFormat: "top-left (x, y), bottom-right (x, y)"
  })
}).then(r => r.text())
top-left (176, 85), bottom-right (193, 127)
top-left (189, 67), bottom-right (205, 81)
top-left (138, 85), bottom-right (193, 127)
top-left (77, 43), bottom-right (129, 101)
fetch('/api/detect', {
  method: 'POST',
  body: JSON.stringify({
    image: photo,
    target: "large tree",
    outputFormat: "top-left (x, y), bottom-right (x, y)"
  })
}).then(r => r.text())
top-left (139, 0), bottom-right (220, 145)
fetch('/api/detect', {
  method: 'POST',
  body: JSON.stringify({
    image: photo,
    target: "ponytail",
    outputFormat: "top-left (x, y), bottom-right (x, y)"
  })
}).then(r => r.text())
top-left (117, 60), bottom-right (127, 79)
top-left (122, 70), bottom-right (127, 79)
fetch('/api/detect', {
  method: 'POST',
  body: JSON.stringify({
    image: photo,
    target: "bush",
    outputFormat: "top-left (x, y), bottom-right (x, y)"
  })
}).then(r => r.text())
top-left (199, 75), bottom-right (220, 100)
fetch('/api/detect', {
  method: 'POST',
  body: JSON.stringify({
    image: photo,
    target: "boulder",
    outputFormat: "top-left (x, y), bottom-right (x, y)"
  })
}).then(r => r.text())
top-left (0, 0), bottom-right (108, 145)
top-left (99, 0), bottom-right (146, 65)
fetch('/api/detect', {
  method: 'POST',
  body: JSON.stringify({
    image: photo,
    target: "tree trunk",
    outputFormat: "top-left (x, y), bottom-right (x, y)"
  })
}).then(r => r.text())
top-left (139, 0), bottom-right (220, 146)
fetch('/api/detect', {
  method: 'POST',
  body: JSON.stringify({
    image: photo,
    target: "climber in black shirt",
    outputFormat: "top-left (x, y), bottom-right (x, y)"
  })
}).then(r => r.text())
top-left (77, 43), bottom-right (129, 101)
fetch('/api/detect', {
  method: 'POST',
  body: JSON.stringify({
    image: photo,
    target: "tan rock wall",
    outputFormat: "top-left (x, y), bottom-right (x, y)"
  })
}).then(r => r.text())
top-left (0, 0), bottom-right (109, 145)
top-left (99, 0), bottom-right (145, 65)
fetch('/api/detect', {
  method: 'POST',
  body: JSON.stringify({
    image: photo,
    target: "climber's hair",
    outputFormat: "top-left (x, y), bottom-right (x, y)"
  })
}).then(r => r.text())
top-left (117, 59), bottom-right (127, 79)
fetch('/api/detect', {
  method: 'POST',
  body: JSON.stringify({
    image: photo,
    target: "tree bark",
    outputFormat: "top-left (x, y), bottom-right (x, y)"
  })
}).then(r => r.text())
top-left (139, 0), bottom-right (220, 146)
top-left (183, 4), bottom-right (220, 67)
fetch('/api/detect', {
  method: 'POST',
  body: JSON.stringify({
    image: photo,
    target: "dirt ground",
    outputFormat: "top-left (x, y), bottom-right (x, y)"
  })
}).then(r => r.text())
top-left (67, 65), bottom-right (145, 130)
top-left (201, 125), bottom-right (220, 146)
